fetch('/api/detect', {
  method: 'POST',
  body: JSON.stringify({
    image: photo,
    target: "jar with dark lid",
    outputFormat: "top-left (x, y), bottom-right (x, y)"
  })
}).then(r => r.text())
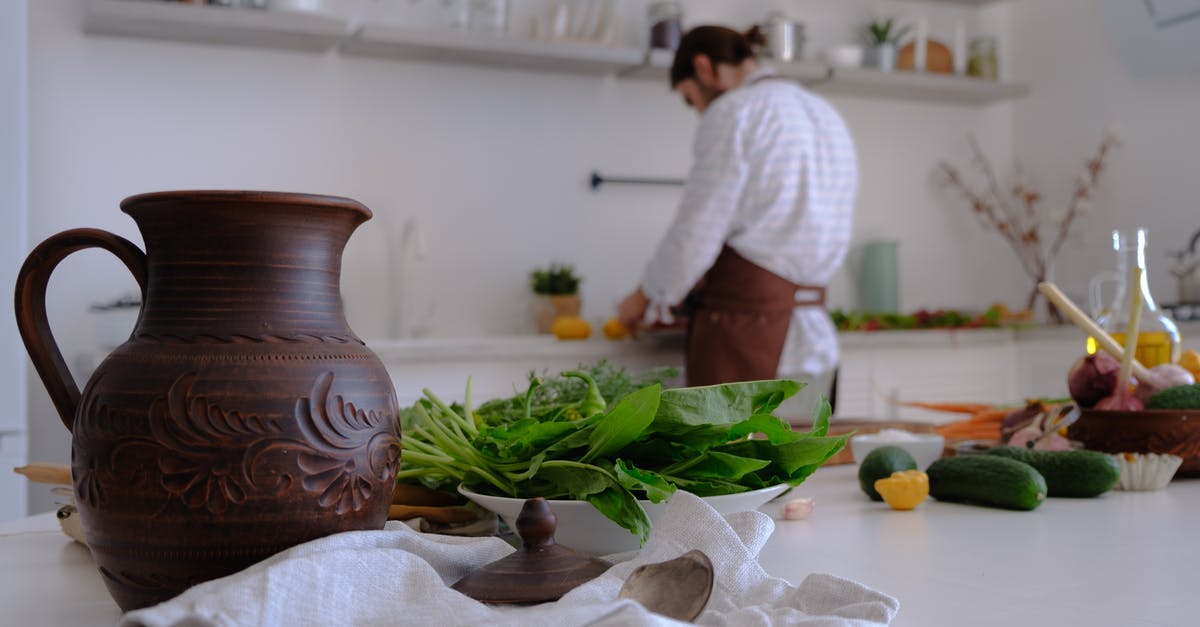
top-left (648, 1), bottom-right (683, 50)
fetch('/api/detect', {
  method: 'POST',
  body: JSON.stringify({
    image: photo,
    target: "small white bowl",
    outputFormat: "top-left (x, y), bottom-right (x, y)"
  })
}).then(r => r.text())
top-left (850, 431), bottom-right (946, 471)
top-left (822, 44), bottom-right (865, 68)
top-left (458, 483), bottom-right (789, 555)
top-left (1111, 452), bottom-right (1183, 491)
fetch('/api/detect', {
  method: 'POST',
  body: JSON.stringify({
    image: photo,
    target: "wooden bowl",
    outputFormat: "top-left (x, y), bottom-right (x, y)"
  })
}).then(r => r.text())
top-left (1069, 409), bottom-right (1200, 477)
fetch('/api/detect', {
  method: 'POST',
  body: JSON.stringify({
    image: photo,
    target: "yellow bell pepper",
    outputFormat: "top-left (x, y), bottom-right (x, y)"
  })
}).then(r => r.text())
top-left (874, 470), bottom-right (929, 511)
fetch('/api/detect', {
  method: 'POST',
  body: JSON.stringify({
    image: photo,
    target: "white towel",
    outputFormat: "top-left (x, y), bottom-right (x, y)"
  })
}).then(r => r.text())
top-left (121, 492), bottom-right (898, 627)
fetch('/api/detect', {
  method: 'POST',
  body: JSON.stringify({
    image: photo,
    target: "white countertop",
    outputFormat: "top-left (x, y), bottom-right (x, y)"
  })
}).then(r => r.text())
top-left (365, 320), bottom-right (1200, 357)
top-left (1, 466), bottom-right (1193, 626)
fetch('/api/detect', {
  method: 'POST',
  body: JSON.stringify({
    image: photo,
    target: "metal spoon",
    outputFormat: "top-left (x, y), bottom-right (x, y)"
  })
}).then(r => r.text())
top-left (616, 550), bottom-right (714, 622)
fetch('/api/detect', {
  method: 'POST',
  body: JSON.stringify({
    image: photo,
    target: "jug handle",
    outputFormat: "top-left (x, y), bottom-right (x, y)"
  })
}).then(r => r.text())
top-left (1088, 270), bottom-right (1120, 319)
top-left (14, 229), bottom-right (147, 433)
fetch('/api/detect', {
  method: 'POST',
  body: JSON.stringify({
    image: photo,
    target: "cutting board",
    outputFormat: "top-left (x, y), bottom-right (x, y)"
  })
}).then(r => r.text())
top-left (898, 39), bottom-right (954, 74)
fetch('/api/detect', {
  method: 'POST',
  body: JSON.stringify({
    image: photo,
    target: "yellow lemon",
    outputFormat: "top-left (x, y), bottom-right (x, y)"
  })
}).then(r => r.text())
top-left (1179, 349), bottom-right (1200, 380)
top-left (551, 316), bottom-right (591, 340)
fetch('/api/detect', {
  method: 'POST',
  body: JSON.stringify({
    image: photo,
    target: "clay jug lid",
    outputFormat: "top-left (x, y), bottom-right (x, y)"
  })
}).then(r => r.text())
top-left (451, 497), bottom-right (612, 604)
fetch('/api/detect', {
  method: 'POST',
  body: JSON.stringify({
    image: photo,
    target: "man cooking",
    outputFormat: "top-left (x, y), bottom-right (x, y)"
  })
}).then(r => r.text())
top-left (617, 25), bottom-right (858, 405)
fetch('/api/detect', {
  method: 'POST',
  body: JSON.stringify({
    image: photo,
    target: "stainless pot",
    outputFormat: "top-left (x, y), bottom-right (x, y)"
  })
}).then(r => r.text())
top-left (764, 12), bottom-right (803, 62)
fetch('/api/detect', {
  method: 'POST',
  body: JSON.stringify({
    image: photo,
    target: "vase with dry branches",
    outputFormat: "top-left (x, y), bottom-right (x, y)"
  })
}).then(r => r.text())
top-left (938, 129), bottom-right (1122, 323)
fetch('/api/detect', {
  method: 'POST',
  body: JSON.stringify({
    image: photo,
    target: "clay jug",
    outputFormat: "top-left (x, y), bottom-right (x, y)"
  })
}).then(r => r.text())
top-left (14, 191), bottom-right (402, 611)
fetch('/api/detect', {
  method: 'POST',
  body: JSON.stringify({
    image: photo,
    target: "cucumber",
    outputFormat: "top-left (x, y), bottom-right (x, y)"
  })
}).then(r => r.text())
top-left (1145, 384), bottom-right (1200, 410)
top-left (858, 446), bottom-right (917, 501)
top-left (927, 456), bottom-right (1047, 511)
top-left (985, 447), bottom-right (1119, 497)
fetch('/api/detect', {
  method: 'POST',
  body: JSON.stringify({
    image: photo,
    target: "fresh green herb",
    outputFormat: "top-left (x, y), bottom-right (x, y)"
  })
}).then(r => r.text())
top-left (864, 18), bottom-right (910, 45)
top-left (396, 367), bottom-right (847, 544)
top-left (468, 361), bottom-right (680, 427)
top-left (530, 263), bottom-right (581, 295)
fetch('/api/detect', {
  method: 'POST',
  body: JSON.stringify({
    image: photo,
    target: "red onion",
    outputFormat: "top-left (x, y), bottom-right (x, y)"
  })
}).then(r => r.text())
top-left (1067, 353), bottom-right (1122, 409)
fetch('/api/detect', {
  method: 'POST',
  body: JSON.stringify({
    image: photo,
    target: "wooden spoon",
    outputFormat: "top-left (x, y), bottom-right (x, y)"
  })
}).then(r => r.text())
top-left (617, 549), bottom-right (714, 622)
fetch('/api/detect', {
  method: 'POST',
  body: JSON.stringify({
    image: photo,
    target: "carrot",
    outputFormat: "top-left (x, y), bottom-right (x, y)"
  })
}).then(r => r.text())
top-left (936, 421), bottom-right (1003, 439)
top-left (961, 408), bottom-right (1010, 424)
top-left (901, 401), bottom-right (995, 415)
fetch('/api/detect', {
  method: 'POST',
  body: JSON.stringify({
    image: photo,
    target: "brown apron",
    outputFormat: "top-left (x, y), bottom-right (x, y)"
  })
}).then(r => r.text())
top-left (685, 247), bottom-right (824, 386)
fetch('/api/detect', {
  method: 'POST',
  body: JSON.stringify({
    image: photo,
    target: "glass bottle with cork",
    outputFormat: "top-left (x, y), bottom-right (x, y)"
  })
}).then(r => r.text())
top-left (1087, 228), bottom-right (1182, 366)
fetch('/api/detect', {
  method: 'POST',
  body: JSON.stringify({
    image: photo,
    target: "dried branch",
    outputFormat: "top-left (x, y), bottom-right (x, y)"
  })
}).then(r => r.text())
top-left (938, 129), bottom-right (1120, 319)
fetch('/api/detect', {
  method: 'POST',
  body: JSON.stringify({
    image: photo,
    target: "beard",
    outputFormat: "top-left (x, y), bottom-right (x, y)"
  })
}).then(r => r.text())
top-left (696, 83), bottom-right (726, 110)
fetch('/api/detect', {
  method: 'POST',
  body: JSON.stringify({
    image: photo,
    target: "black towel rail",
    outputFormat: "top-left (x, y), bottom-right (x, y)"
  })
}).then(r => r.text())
top-left (590, 171), bottom-right (685, 191)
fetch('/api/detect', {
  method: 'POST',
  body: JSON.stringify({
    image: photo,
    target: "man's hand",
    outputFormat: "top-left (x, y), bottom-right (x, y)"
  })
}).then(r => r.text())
top-left (617, 288), bottom-right (650, 333)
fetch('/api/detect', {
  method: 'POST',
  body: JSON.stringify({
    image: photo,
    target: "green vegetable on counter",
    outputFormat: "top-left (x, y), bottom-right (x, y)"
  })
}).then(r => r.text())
top-left (927, 455), bottom-right (1048, 511)
top-left (396, 366), bottom-right (847, 543)
top-left (985, 447), bottom-right (1119, 498)
top-left (1145, 383), bottom-right (1200, 410)
top-left (858, 446), bottom-right (918, 501)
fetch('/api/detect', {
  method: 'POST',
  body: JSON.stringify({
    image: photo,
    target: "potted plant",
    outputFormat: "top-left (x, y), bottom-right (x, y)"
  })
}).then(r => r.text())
top-left (863, 18), bottom-right (908, 72)
top-left (530, 263), bottom-right (582, 334)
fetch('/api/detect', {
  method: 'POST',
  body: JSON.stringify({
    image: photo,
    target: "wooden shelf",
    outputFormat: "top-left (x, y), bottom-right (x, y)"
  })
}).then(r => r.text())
top-left (620, 48), bottom-right (831, 85)
top-left (342, 25), bottom-right (643, 76)
top-left (820, 66), bottom-right (1029, 105)
top-left (79, 3), bottom-right (1029, 105)
top-left (621, 49), bottom-right (1026, 105)
top-left (83, 0), bottom-right (348, 53)
top-left (908, 0), bottom-right (1011, 5)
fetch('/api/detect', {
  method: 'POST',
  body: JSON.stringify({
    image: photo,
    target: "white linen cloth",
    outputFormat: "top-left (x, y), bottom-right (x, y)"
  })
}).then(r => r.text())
top-left (121, 492), bottom-right (897, 627)
top-left (640, 68), bottom-right (858, 380)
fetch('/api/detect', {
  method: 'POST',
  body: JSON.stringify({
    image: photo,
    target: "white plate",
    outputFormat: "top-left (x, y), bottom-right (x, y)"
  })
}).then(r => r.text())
top-left (458, 483), bottom-right (790, 555)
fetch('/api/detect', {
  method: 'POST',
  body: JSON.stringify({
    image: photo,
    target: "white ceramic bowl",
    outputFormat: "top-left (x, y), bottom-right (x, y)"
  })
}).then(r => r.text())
top-left (822, 45), bottom-right (865, 68)
top-left (850, 431), bottom-right (946, 471)
top-left (458, 483), bottom-right (789, 555)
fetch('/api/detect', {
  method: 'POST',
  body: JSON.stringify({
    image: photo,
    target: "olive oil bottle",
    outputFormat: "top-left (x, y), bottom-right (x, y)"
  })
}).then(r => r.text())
top-left (1086, 229), bottom-right (1181, 366)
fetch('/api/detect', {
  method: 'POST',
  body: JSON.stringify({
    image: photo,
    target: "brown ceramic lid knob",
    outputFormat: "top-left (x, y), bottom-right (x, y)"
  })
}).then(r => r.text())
top-left (451, 497), bottom-right (612, 604)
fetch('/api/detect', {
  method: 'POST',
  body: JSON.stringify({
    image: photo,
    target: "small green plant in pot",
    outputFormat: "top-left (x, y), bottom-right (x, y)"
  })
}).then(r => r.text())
top-left (530, 263), bottom-right (582, 333)
top-left (863, 18), bottom-right (909, 72)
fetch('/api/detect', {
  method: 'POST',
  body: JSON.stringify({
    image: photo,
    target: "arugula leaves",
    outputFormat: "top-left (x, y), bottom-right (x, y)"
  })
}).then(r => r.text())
top-left (396, 369), bottom-right (845, 544)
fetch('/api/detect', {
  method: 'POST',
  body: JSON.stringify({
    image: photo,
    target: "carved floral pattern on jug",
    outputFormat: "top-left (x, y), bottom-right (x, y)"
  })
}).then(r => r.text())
top-left (76, 371), bottom-right (401, 516)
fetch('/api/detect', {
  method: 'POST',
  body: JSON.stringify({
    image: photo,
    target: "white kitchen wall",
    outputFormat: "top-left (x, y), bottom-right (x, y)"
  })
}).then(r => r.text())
top-left (1009, 0), bottom-right (1200, 310)
top-left (19, 0), bottom-right (1025, 514)
top-left (1, 0), bottom-right (30, 523)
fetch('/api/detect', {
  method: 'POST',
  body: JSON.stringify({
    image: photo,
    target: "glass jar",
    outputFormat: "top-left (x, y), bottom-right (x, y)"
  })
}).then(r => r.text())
top-left (1087, 229), bottom-right (1182, 367)
top-left (469, 0), bottom-right (508, 35)
top-left (648, 1), bottom-right (683, 50)
top-left (967, 37), bottom-right (998, 80)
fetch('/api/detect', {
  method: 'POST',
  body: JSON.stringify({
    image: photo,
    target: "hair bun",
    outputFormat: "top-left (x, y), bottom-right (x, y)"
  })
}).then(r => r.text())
top-left (743, 24), bottom-right (767, 47)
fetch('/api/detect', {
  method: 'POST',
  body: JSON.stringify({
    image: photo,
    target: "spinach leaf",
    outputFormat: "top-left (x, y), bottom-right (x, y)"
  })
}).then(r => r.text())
top-left (528, 461), bottom-right (650, 542)
top-left (650, 380), bottom-right (802, 435)
top-left (662, 476), bottom-right (750, 496)
top-left (663, 450), bottom-right (772, 481)
top-left (581, 384), bottom-right (660, 464)
top-left (811, 395), bottom-right (832, 437)
top-left (475, 419), bottom-right (579, 461)
top-left (614, 459), bottom-right (676, 503)
top-left (727, 414), bottom-right (802, 445)
top-left (717, 435), bottom-right (848, 483)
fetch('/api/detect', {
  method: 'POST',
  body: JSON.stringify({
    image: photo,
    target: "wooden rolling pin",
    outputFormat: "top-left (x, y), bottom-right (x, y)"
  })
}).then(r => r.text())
top-left (1038, 281), bottom-right (1154, 382)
